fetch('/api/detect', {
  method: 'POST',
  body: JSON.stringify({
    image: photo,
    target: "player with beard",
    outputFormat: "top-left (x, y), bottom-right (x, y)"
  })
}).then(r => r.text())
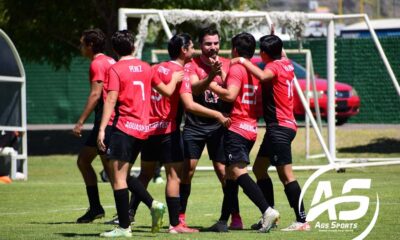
top-left (207, 32), bottom-right (280, 233)
top-left (179, 27), bottom-right (243, 231)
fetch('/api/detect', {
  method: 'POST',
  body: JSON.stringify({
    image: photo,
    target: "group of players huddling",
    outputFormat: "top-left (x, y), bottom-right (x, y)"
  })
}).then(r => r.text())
top-left (72, 26), bottom-right (310, 237)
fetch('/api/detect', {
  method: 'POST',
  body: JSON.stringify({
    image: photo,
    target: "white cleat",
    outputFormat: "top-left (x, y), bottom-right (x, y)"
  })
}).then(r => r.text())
top-left (100, 226), bottom-right (132, 238)
top-left (281, 221), bottom-right (311, 231)
top-left (259, 207), bottom-right (280, 233)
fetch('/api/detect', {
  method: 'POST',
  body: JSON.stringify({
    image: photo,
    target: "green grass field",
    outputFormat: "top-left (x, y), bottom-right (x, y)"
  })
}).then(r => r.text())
top-left (0, 125), bottom-right (399, 239)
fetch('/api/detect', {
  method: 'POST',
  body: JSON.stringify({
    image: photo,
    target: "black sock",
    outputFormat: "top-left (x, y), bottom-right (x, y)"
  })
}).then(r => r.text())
top-left (127, 176), bottom-right (153, 209)
top-left (237, 173), bottom-right (269, 213)
top-left (284, 181), bottom-right (306, 223)
top-left (257, 178), bottom-right (275, 208)
top-left (231, 180), bottom-right (240, 214)
top-left (219, 180), bottom-right (235, 221)
top-left (179, 183), bottom-right (191, 214)
top-left (166, 196), bottom-right (180, 226)
top-left (114, 188), bottom-right (130, 228)
top-left (86, 185), bottom-right (102, 210)
top-left (129, 193), bottom-right (140, 216)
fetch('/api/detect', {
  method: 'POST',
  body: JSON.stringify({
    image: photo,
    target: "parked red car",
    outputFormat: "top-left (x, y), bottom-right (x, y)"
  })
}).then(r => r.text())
top-left (253, 58), bottom-right (360, 125)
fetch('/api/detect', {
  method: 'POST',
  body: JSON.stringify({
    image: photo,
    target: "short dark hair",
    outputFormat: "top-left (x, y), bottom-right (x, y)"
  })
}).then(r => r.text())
top-left (111, 30), bottom-right (135, 56)
top-left (168, 33), bottom-right (192, 60)
top-left (259, 35), bottom-right (283, 60)
top-left (82, 28), bottom-right (106, 54)
top-left (231, 32), bottom-right (256, 59)
top-left (198, 27), bottom-right (219, 44)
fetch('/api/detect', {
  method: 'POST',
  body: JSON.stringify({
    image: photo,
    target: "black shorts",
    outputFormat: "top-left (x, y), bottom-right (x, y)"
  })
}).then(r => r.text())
top-left (106, 128), bottom-right (143, 164)
top-left (141, 130), bottom-right (184, 164)
top-left (182, 125), bottom-right (226, 163)
top-left (257, 125), bottom-right (296, 166)
top-left (85, 123), bottom-right (100, 147)
top-left (224, 130), bottom-right (255, 166)
top-left (97, 125), bottom-right (113, 155)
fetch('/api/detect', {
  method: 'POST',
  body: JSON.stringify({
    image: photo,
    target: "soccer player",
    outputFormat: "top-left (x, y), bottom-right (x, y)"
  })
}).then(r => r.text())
top-left (73, 28), bottom-right (115, 223)
top-left (207, 32), bottom-right (279, 233)
top-left (231, 34), bottom-right (310, 231)
top-left (97, 30), bottom-right (182, 237)
top-left (179, 27), bottom-right (243, 231)
top-left (129, 33), bottom-right (231, 234)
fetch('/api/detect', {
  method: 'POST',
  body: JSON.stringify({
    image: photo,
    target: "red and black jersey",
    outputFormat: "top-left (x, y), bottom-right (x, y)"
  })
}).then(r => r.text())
top-left (89, 54), bottom-right (115, 125)
top-left (262, 57), bottom-right (297, 131)
top-left (107, 58), bottom-right (153, 139)
top-left (227, 63), bottom-right (260, 141)
top-left (148, 61), bottom-right (192, 135)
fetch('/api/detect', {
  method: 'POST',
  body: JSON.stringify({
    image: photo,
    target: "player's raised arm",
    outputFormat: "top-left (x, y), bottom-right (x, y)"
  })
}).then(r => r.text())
top-left (231, 57), bottom-right (275, 82)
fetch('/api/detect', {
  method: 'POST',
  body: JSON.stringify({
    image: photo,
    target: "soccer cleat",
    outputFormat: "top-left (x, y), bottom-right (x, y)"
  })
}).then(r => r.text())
top-left (104, 211), bottom-right (135, 225)
top-left (76, 207), bottom-right (105, 223)
top-left (99, 170), bottom-right (109, 182)
top-left (259, 207), bottom-right (280, 233)
top-left (100, 226), bottom-right (132, 237)
top-left (206, 221), bottom-right (229, 232)
top-left (150, 200), bottom-right (166, 233)
top-left (281, 221), bottom-right (311, 231)
top-left (179, 213), bottom-right (187, 227)
top-left (251, 219), bottom-right (262, 230)
top-left (168, 223), bottom-right (199, 234)
top-left (251, 219), bottom-right (278, 230)
top-left (229, 214), bottom-right (243, 230)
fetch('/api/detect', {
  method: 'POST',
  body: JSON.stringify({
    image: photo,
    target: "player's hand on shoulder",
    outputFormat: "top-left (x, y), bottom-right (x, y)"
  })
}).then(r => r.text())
top-left (230, 57), bottom-right (241, 65)
top-left (172, 71), bottom-right (184, 83)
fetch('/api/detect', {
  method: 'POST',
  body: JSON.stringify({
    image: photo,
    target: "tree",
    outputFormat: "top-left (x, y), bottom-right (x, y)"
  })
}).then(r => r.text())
top-left (0, 0), bottom-right (260, 69)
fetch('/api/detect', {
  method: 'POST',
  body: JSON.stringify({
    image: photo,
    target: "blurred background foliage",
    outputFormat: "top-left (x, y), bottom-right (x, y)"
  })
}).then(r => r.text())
top-left (0, 0), bottom-right (263, 69)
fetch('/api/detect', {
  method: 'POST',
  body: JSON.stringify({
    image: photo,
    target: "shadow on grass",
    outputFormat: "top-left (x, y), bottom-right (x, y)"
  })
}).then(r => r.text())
top-left (338, 138), bottom-right (400, 154)
top-left (30, 221), bottom-right (76, 224)
top-left (56, 232), bottom-right (155, 238)
top-left (56, 233), bottom-right (99, 237)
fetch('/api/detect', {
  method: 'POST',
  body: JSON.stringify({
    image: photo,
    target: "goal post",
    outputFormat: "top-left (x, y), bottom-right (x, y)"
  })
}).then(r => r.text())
top-left (0, 29), bottom-right (28, 180)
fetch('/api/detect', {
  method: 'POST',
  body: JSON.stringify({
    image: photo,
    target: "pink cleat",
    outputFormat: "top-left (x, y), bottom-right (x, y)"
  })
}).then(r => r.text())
top-left (178, 213), bottom-right (188, 227)
top-left (168, 223), bottom-right (199, 234)
top-left (229, 213), bottom-right (244, 230)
